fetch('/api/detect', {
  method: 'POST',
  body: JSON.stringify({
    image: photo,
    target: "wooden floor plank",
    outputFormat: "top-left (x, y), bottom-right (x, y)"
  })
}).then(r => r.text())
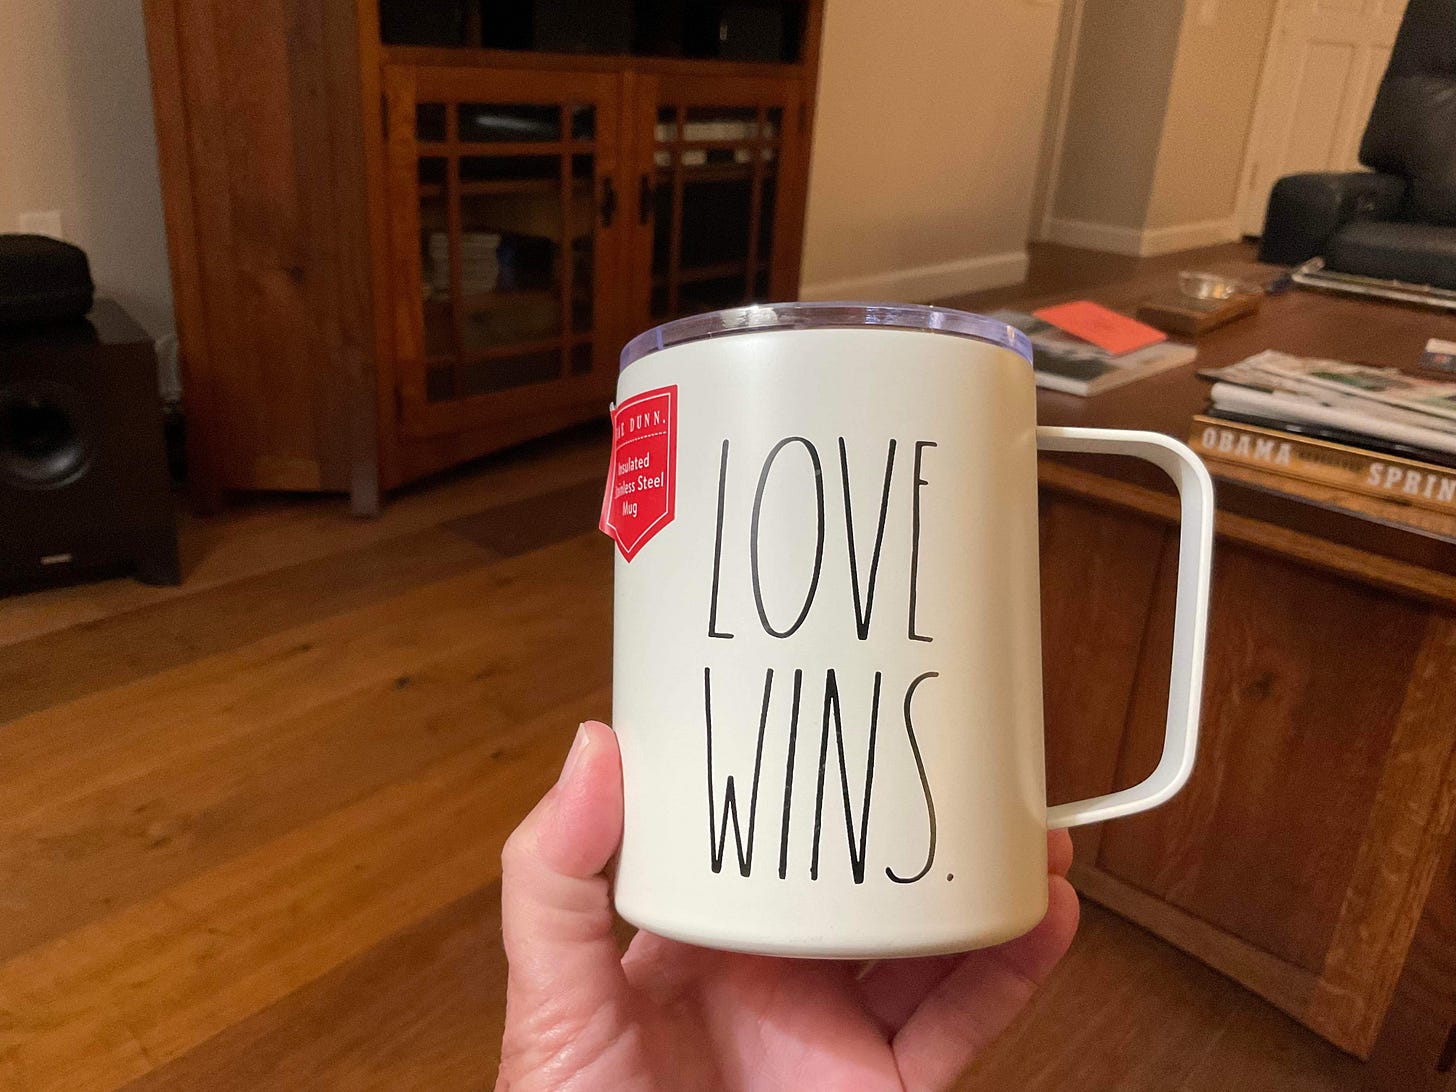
top-left (0, 558), bottom-right (610, 962)
top-left (119, 886), bottom-right (509, 1092)
top-left (445, 478), bottom-right (606, 559)
top-left (0, 682), bottom-right (606, 1091)
top-left (961, 904), bottom-right (1365, 1092)
top-left (0, 536), bottom-right (610, 829)
top-left (0, 424), bottom-right (608, 649)
top-left (0, 528), bottom-right (495, 724)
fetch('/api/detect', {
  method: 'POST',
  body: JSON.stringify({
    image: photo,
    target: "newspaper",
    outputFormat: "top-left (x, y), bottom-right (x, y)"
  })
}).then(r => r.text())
top-left (1201, 351), bottom-right (1456, 436)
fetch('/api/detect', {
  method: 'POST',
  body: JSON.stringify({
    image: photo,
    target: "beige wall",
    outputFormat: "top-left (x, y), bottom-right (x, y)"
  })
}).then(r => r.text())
top-left (1146, 0), bottom-right (1278, 230)
top-left (3, 1), bottom-right (1070, 331)
top-left (1044, 0), bottom-right (1277, 252)
top-left (1050, 0), bottom-right (1183, 230)
top-left (800, 0), bottom-right (1062, 300)
top-left (0, 1), bottom-right (173, 338)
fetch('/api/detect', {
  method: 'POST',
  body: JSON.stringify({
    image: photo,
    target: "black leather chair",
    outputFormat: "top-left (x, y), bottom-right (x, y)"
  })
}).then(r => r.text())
top-left (1258, 0), bottom-right (1456, 288)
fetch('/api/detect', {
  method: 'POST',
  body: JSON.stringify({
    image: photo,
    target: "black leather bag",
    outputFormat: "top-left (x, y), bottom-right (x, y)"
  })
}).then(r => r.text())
top-left (0, 234), bottom-right (95, 325)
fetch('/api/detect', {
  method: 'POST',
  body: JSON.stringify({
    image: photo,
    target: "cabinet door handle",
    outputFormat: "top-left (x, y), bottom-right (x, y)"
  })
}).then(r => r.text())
top-left (600, 176), bottom-right (617, 227)
top-left (638, 173), bottom-right (653, 225)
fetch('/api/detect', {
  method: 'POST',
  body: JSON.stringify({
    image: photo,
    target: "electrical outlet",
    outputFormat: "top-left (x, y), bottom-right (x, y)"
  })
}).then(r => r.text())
top-left (18, 210), bottom-right (64, 239)
top-left (1197, 0), bottom-right (1218, 26)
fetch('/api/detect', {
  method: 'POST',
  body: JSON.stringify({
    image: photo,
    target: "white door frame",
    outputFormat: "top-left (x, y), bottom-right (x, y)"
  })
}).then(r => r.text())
top-left (1032, 0), bottom-right (1088, 241)
top-left (1234, 0), bottom-right (1406, 237)
top-left (1235, 0), bottom-right (1298, 237)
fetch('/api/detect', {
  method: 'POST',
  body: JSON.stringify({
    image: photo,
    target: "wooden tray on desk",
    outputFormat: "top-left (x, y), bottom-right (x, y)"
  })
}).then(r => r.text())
top-left (1137, 289), bottom-right (1260, 337)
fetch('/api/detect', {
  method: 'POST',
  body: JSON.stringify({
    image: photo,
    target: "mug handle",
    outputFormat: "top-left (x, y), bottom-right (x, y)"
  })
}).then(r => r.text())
top-left (1036, 426), bottom-right (1215, 829)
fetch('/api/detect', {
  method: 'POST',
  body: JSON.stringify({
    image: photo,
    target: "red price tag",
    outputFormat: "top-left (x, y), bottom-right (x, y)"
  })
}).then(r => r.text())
top-left (600, 385), bottom-right (678, 561)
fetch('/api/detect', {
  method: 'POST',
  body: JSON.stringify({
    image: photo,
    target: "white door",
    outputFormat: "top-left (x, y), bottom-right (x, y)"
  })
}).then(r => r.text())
top-left (1238, 0), bottom-right (1408, 236)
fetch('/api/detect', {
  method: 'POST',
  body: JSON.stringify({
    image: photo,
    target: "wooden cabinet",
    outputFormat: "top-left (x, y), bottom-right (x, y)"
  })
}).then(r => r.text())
top-left (1037, 468), bottom-right (1456, 1062)
top-left (143, 0), bottom-right (823, 512)
top-left (382, 66), bottom-right (626, 444)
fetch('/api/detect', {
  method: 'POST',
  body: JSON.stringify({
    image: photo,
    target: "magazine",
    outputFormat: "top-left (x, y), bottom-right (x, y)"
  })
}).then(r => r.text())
top-left (989, 310), bottom-right (1196, 396)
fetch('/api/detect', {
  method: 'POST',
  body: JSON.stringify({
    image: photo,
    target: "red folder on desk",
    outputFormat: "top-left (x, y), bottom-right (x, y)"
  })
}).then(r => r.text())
top-left (1034, 300), bottom-right (1166, 356)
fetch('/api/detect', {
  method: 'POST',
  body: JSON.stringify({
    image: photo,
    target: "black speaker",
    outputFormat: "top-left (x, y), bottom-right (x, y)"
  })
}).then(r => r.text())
top-left (1, 300), bottom-right (180, 593)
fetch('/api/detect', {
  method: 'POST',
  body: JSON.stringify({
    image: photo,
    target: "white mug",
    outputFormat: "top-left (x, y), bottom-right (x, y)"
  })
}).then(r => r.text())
top-left (603, 303), bottom-right (1214, 958)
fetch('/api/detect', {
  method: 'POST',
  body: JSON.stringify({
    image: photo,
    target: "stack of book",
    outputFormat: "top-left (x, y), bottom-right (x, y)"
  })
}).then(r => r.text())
top-left (426, 231), bottom-right (501, 298)
top-left (989, 303), bottom-right (1197, 396)
top-left (1190, 350), bottom-right (1456, 517)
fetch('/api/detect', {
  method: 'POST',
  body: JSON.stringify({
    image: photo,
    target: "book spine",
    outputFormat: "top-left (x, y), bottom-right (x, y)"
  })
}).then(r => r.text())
top-left (1189, 417), bottom-right (1456, 516)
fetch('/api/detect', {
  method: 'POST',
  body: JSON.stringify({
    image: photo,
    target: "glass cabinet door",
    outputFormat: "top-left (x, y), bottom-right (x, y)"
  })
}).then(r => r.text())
top-left (384, 66), bottom-right (622, 436)
top-left (636, 76), bottom-right (803, 325)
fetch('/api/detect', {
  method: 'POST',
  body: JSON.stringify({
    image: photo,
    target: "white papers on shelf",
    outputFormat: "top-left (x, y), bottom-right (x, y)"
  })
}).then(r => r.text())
top-left (426, 231), bottom-right (500, 296)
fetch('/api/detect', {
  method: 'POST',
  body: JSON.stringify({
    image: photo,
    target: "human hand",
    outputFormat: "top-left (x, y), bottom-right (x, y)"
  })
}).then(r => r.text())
top-left (498, 721), bottom-right (1078, 1091)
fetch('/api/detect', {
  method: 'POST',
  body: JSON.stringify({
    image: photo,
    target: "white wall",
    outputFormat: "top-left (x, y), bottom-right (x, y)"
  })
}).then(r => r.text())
top-left (1041, 0), bottom-right (1278, 256)
top-left (0, 1), bottom-right (174, 338)
top-left (799, 0), bottom-right (1063, 302)
top-left (1146, 0), bottom-right (1278, 231)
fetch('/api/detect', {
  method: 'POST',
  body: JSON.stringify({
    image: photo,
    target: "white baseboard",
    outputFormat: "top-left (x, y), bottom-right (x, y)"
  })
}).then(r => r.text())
top-left (1139, 216), bottom-right (1242, 255)
top-left (1042, 215), bottom-right (1239, 257)
top-left (1041, 217), bottom-right (1145, 255)
top-left (799, 250), bottom-right (1029, 303)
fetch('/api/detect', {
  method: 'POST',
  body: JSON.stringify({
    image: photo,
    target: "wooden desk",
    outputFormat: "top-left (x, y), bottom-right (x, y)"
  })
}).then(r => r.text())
top-left (1011, 269), bottom-right (1456, 1077)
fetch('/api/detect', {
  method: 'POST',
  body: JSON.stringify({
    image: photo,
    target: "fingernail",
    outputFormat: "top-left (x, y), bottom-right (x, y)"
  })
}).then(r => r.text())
top-left (559, 723), bottom-right (591, 787)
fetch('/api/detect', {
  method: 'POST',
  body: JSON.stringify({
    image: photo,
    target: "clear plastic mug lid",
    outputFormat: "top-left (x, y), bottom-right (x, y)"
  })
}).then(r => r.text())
top-left (620, 301), bottom-right (1035, 372)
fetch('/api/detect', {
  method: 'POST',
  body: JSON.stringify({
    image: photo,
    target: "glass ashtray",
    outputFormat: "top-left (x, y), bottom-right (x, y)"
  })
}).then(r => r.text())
top-left (1179, 271), bottom-right (1262, 300)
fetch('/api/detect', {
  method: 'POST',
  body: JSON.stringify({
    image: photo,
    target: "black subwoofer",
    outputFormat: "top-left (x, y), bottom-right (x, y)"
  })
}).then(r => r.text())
top-left (1, 300), bottom-right (180, 593)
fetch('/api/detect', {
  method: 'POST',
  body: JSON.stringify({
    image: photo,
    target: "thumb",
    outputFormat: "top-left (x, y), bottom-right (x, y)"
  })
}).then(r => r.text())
top-left (500, 721), bottom-right (628, 1038)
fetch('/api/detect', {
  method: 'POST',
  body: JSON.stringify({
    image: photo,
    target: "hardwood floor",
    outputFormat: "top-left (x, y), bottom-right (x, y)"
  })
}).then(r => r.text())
top-left (0, 250), bottom-right (1402, 1090)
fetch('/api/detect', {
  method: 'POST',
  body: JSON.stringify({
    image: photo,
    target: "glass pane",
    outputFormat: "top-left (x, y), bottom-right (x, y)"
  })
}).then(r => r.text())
top-left (651, 179), bottom-right (672, 277)
top-left (678, 274), bottom-right (748, 315)
top-left (683, 105), bottom-right (759, 138)
top-left (425, 365), bottom-right (454, 403)
top-left (569, 342), bottom-right (593, 375)
top-left (459, 155), bottom-right (559, 185)
top-left (681, 177), bottom-right (752, 268)
top-left (569, 106), bottom-right (595, 142)
top-left (452, 151), bottom-right (564, 350)
top-left (424, 300), bottom-right (453, 358)
top-left (416, 103), bottom-right (447, 143)
top-left (567, 154), bottom-right (595, 333)
top-left (759, 175), bottom-right (778, 265)
top-left (461, 289), bottom-right (560, 351)
top-left (460, 350), bottom-right (560, 394)
top-left (459, 103), bottom-right (560, 143)
top-left (572, 238), bottom-right (592, 333)
top-left (419, 158), bottom-right (449, 302)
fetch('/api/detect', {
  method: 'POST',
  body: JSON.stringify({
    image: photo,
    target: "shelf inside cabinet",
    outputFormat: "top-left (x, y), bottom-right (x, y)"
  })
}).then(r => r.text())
top-left (418, 178), bottom-right (563, 199)
top-left (656, 162), bottom-right (777, 183)
top-left (653, 260), bottom-right (768, 288)
top-left (457, 288), bottom-right (557, 313)
top-left (381, 46), bottom-right (804, 80)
